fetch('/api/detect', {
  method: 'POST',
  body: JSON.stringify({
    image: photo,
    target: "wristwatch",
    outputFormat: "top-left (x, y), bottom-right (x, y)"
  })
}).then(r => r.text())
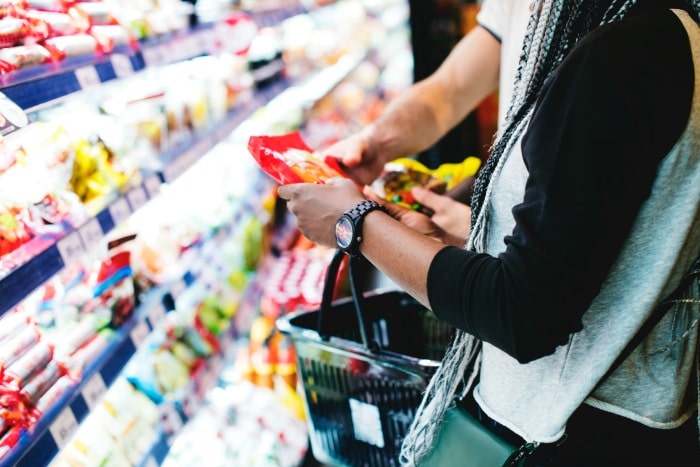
top-left (335, 199), bottom-right (388, 257)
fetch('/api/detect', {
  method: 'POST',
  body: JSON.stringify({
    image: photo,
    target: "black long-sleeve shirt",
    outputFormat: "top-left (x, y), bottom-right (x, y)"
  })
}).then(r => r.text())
top-left (427, 3), bottom-right (695, 363)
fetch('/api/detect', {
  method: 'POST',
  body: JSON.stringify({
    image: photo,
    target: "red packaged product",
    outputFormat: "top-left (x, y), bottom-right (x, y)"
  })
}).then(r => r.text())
top-left (0, 326), bottom-right (39, 372)
top-left (0, 17), bottom-right (31, 48)
top-left (0, 425), bottom-right (22, 462)
top-left (0, 43), bottom-right (55, 73)
top-left (19, 359), bottom-right (63, 404)
top-left (0, 388), bottom-right (29, 429)
top-left (2, 341), bottom-right (52, 390)
top-left (25, 10), bottom-right (89, 37)
top-left (247, 131), bottom-right (349, 185)
top-left (44, 33), bottom-right (96, 57)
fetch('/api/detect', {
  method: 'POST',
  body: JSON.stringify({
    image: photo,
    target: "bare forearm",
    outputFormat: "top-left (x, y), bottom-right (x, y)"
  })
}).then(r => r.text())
top-left (365, 26), bottom-right (501, 163)
top-left (358, 210), bottom-right (447, 307)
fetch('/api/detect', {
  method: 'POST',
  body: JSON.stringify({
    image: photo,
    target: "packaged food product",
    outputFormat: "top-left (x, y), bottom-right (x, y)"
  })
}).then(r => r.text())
top-left (0, 43), bottom-right (54, 73)
top-left (2, 340), bottom-right (52, 390)
top-left (19, 359), bottom-right (63, 404)
top-left (370, 156), bottom-right (481, 210)
top-left (0, 17), bottom-right (32, 49)
top-left (44, 33), bottom-right (98, 57)
top-left (370, 162), bottom-right (447, 210)
top-left (0, 202), bottom-right (37, 258)
top-left (247, 131), bottom-right (349, 185)
top-left (0, 325), bottom-right (40, 372)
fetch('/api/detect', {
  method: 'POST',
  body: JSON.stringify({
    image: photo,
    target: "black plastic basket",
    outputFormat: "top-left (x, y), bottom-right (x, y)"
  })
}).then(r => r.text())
top-left (276, 250), bottom-right (455, 466)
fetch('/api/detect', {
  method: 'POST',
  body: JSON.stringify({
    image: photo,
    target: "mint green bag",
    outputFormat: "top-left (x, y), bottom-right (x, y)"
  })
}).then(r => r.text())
top-left (419, 405), bottom-right (536, 467)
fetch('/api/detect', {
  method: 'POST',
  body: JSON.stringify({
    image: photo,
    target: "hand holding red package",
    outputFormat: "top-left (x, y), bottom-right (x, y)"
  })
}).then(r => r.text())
top-left (247, 131), bottom-right (349, 185)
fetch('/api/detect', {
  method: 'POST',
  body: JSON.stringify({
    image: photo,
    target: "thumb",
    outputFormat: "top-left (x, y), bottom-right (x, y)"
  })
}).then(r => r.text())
top-left (411, 187), bottom-right (447, 210)
top-left (363, 187), bottom-right (408, 219)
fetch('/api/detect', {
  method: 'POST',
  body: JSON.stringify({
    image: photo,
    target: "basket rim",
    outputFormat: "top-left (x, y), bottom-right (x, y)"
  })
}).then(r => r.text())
top-left (276, 298), bottom-right (444, 371)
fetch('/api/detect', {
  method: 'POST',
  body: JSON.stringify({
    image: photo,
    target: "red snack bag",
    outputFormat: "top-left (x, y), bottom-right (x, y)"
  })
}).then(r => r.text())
top-left (247, 131), bottom-right (349, 185)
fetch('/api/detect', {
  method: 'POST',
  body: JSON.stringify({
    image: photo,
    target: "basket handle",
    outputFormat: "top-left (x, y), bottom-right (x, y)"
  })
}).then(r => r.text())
top-left (317, 249), bottom-right (380, 353)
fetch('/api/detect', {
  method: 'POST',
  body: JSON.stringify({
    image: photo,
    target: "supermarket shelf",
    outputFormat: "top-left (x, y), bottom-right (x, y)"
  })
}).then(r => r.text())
top-left (0, 27), bottom-right (368, 462)
top-left (246, 3), bottom-right (308, 28)
top-left (0, 76), bottom-right (289, 319)
top-left (5, 292), bottom-right (171, 467)
top-left (3, 182), bottom-right (270, 466)
top-left (0, 175), bottom-right (161, 316)
top-left (0, 5), bottom-right (307, 112)
top-left (0, 35), bottom-right (361, 318)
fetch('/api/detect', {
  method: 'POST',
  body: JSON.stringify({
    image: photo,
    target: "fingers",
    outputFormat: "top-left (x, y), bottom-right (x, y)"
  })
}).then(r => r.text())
top-left (411, 187), bottom-right (449, 211)
top-left (276, 184), bottom-right (295, 201)
top-left (362, 186), bottom-right (409, 218)
top-left (320, 137), bottom-right (363, 168)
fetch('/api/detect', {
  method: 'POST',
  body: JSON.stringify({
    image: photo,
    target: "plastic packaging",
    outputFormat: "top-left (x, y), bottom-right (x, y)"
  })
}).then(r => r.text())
top-left (247, 131), bottom-right (348, 185)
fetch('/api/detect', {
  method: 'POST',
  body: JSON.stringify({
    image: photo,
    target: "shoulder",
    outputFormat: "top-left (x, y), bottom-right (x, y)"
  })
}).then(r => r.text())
top-left (477, 0), bottom-right (531, 42)
top-left (534, 7), bottom-right (694, 161)
top-left (564, 7), bottom-right (692, 78)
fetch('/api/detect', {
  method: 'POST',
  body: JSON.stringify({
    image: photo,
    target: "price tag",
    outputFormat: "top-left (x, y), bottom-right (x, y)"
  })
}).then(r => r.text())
top-left (49, 408), bottom-right (79, 448)
top-left (182, 390), bottom-right (199, 419)
top-left (81, 373), bottom-right (107, 410)
top-left (75, 66), bottom-right (101, 90)
top-left (201, 29), bottom-right (217, 54)
top-left (57, 232), bottom-right (85, 265)
top-left (130, 320), bottom-right (150, 348)
top-left (111, 54), bottom-right (133, 78)
top-left (142, 46), bottom-right (161, 67)
top-left (78, 218), bottom-right (103, 251)
top-left (158, 402), bottom-right (183, 435)
top-left (144, 175), bottom-right (161, 198)
top-left (148, 303), bottom-right (167, 329)
top-left (170, 279), bottom-right (186, 299)
top-left (162, 164), bottom-right (178, 184)
top-left (127, 186), bottom-right (148, 212)
top-left (108, 197), bottom-right (131, 226)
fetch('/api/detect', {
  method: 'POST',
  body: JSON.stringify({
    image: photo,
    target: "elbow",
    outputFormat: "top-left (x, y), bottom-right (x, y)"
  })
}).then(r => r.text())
top-left (500, 318), bottom-right (575, 364)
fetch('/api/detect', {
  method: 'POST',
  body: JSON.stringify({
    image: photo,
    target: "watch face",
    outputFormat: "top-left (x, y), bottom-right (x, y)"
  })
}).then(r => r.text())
top-left (335, 216), bottom-right (354, 249)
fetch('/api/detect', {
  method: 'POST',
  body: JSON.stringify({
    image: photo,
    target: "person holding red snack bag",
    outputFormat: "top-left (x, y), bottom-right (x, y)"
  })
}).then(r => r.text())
top-left (278, 1), bottom-right (700, 465)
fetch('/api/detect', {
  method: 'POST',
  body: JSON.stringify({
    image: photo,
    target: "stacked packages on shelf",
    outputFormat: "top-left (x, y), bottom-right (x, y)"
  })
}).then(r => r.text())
top-left (0, 0), bottom-right (421, 465)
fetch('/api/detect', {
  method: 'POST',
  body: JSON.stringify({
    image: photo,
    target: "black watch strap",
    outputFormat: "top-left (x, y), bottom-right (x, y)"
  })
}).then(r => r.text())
top-left (346, 199), bottom-right (387, 221)
top-left (340, 199), bottom-right (388, 257)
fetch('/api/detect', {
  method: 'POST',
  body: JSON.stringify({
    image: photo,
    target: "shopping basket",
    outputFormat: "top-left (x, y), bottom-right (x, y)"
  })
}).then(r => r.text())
top-left (276, 250), bottom-right (456, 466)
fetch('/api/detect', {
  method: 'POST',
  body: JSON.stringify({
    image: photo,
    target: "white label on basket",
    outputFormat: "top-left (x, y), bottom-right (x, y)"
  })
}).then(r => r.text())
top-left (349, 399), bottom-right (384, 448)
top-left (373, 319), bottom-right (390, 347)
